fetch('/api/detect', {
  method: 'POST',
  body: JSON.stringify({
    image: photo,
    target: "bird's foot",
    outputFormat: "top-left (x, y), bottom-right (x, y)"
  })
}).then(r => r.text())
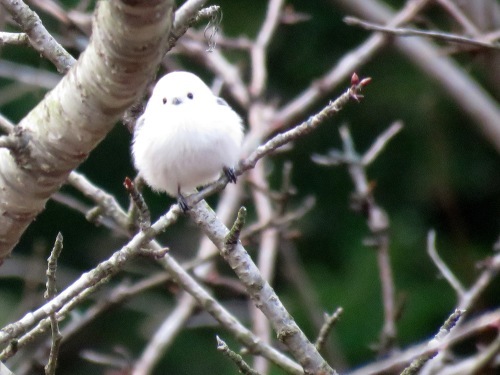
top-left (223, 167), bottom-right (237, 184)
top-left (177, 187), bottom-right (189, 212)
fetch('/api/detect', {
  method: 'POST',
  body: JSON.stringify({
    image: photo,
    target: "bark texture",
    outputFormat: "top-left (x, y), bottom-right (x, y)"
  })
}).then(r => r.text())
top-left (0, 0), bottom-right (174, 260)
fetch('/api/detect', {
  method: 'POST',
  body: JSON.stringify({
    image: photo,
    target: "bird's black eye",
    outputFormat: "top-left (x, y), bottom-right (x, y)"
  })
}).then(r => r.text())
top-left (187, 92), bottom-right (194, 99)
top-left (162, 97), bottom-right (167, 104)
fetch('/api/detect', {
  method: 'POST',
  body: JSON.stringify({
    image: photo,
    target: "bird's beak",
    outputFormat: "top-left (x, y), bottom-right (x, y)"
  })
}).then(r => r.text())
top-left (172, 97), bottom-right (182, 105)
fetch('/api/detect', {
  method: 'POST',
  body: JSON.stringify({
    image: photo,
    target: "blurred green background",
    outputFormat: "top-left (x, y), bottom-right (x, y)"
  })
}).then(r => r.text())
top-left (1, 0), bottom-right (499, 374)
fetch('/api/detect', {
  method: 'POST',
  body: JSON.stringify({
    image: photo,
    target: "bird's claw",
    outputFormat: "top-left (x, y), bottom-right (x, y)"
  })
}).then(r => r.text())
top-left (177, 186), bottom-right (189, 212)
top-left (223, 167), bottom-right (237, 184)
top-left (178, 195), bottom-right (189, 212)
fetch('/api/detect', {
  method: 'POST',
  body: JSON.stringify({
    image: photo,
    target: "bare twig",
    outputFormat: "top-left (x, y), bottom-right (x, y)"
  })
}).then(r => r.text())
top-left (248, 161), bottom-right (280, 373)
top-left (427, 230), bottom-right (465, 298)
top-left (195, 204), bottom-right (337, 374)
top-left (348, 308), bottom-right (499, 375)
top-left (250, 0), bottom-right (285, 97)
top-left (0, 60), bottom-right (60, 89)
top-left (216, 336), bottom-right (261, 375)
top-left (315, 308), bottom-right (344, 352)
top-left (0, 209), bottom-right (180, 347)
top-left (274, 0), bottom-right (431, 129)
top-left (457, 250), bottom-right (500, 313)
top-left (242, 196), bottom-right (315, 240)
top-left (400, 309), bottom-right (464, 375)
top-left (314, 123), bottom-right (399, 354)
top-left (123, 177), bottom-right (151, 231)
top-left (432, 309), bottom-right (464, 343)
top-left (0, 31), bottom-right (28, 45)
top-left (344, 16), bottom-right (500, 50)
top-left (0, 0), bottom-right (75, 73)
top-left (172, 0), bottom-right (209, 37)
top-left (67, 172), bottom-right (130, 232)
top-left (437, 333), bottom-right (500, 375)
top-left (362, 121), bottom-right (403, 165)
top-left (333, 0), bottom-right (500, 151)
top-left (155, 238), bottom-right (304, 375)
top-left (176, 38), bottom-right (250, 107)
top-left (434, 0), bottom-right (481, 36)
top-left (44, 233), bottom-right (64, 375)
top-left (185, 75), bottom-right (371, 210)
top-left (0, 113), bottom-right (15, 134)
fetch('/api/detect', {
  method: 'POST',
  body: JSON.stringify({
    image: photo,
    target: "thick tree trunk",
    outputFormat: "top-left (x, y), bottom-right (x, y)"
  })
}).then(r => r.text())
top-left (0, 0), bottom-right (174, 260)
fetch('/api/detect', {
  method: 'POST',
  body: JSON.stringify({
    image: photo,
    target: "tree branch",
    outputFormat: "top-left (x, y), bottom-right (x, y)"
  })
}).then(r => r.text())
top-left (0, 0), bottom-right (174, 260)
top-left (0, 0), bottom-right (75, 73)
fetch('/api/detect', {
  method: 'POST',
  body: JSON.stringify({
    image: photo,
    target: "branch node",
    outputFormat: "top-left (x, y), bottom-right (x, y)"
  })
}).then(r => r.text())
top-left (85, 206), bottom-right (104, 225)
top-left (140, 246), bottom-right (169, 260)
top-left (0, 126), bottom-right (31, 167)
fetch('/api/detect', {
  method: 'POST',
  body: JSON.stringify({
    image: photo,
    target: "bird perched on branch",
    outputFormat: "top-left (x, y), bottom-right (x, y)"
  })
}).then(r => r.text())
top-left (132, 71), bottom-right (244, 211)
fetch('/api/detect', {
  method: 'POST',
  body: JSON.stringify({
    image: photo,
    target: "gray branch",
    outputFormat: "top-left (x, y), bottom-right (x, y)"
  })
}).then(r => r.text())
top-left (0, 0), bottom-right (174, 260)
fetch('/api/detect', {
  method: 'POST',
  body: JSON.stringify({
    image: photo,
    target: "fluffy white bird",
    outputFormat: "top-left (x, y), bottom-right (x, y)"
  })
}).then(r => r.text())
top-left (132, 71), bottom-right (244, 210)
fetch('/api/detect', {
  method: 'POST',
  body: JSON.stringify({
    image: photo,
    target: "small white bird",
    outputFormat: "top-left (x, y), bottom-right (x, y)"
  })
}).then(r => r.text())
top-left (132, 71), bottom-right (244, 210)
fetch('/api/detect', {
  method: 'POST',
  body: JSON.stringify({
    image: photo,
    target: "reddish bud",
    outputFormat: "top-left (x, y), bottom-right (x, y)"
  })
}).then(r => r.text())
top-left (123, 176), bottom-right (133, 190)
top-left (351, 72), bottom-right (359, 86)
top-left (360, 77), bottom-right (372, 87)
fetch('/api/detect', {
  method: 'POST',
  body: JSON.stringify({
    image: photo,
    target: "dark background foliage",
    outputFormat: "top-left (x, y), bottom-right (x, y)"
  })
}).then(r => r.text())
top-left (1, 0), bottom-right (498, 374)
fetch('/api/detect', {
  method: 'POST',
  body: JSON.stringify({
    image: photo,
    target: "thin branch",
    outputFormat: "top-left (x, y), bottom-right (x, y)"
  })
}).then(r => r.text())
top-left (216, 336), bottom-right (261, 375)
top-left (123, 177), bottom-right (151, 231)
top-left (456, 252), bottom-right (500, 316)
top-left (315, 308), bottom-right (344, 352)
top-left (438, 333), bottom-right (500, 375)
top-left (434, 0), bottom-right (481, 36)
top-left (0, 60), bottom-right (60, 89)
top-left (67, 172), bottom-right (131, 232)
top-left (427, 230), bottom-right (465, 298)
top-left (0, 0), bottom-right (75, 73)
top-left (250, 0), bottom-right (285, 97)
top-left (400, 309), bottom-right (464, 375)
top-left (348, 308), bottom-right (499, 375)
top-left (242, 196), bottom-right (315, 240)
top-left (185, 75), bottom-right (371, 210)
top-left (333, 0), bottom-right (500, 151)
top-left (172, 0), bottom-right (210, 36)
top-left (194, 204), bottom-right (337, 374)
top-left (133, 293), bottom-right (196, 375)
top-left (0, 270), bottom-right (112, 362)
top-left (362, 121), bottom-right (403, 166)
top-left (0, 113), bottom-right (15, 134)
top-left (344, 16), bottom-right (500, 50)
top-left (248, 162), bottom-right (280, 373)
top-left (44, 233), bottom-right (64, 375)
top-left (155, 239), bottom-right (304, 375)
top-left (314, 123), bottom-right (398, 354)
top-left (176, 38), bottom-right (250, 108)
top-left (0, 209), bottom-right (179, 347)
top-left (0, 31), bottom-right (29, 46)
top-left (274, 0), bottom-right (431, 129)
top-left (432, 309), bottom-right (465, 343)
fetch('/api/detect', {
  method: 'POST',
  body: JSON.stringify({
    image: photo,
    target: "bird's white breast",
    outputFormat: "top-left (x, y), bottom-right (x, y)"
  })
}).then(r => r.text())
top-left (132, 98), bottom-right (243, 196)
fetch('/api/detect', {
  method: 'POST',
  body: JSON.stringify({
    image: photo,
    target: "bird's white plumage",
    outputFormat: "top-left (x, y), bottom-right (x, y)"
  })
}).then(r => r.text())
top-left (132, 71), bottom-right (244, 197)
